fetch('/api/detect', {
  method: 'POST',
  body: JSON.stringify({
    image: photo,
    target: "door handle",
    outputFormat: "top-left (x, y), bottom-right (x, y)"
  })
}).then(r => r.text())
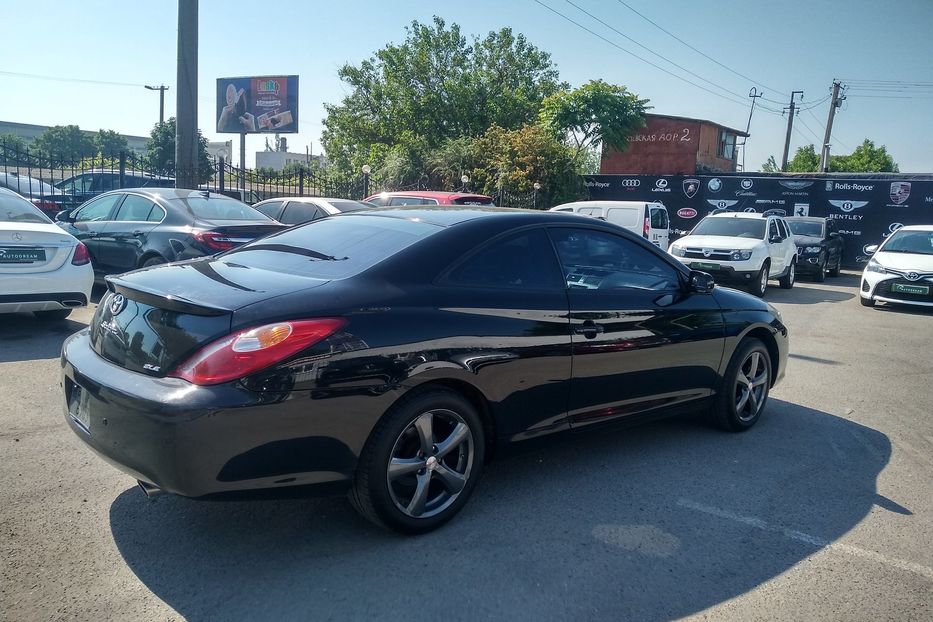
top-left (573, 320), bottom-right (605, 339)
top-left (132, 230), bottom-right (144, 237)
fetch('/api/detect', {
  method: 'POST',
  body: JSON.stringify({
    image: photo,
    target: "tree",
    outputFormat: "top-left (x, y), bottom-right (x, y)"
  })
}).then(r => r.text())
top-left (830, 139), bottom-right (898, 173)
top-left (34, 125), bottom-right (96, 160)
top-left (0, 134), bottom-right (29, 164)
top-left (538, 79), bottom-right (649, 164)
top-left (95, 130), bottom-right (128, 157)
top-left (761, 155), bottom-right (780, 173)
top-left (145, 118), bottom-right (214, 183)
top-left (786, 144), bottom-right (821, 172)
top-left (321, 17), bottom-right (565, 180)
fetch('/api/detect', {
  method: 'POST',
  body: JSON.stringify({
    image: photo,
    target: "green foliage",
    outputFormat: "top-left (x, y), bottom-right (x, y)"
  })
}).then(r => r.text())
top-left (760, 155), bottom-right (780, 173)
top-left (830, 139), bottom-right (898, 173)
top-left (538, 79), bottom-right (649, 163)
top-left (95, 129), bottom-right (128, 157)
top-left (281, 161), bottom-right (320, 177)
top-left (786, 144), bottom-right (821, 172)
top-left (145, 118), bottom-right (214, 184)
top-left (0, 134), bottom-right (29, 164)
top-left (34, 125), bottom-right (96, 159)
top-left (256, 167), bottom-right (278, 181)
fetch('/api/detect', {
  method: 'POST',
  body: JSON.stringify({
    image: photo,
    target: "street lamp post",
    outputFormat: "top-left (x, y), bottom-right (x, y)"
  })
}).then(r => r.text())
top-left (533, 182), bottom-right (541, 210)
top-left (362, 164), bottom-right (371, 198)
top-left (145, 84), bottom-right (169, 125)
top-left (461, 174), bottom-right (470, 193)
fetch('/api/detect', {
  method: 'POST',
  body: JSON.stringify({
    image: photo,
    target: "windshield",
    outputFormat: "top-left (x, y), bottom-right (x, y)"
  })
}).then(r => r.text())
top-left (222, 214), bottom-right (441, 279)
top-left (691, 217), bottom-right (766, 239)
top-left (174, 195), bottom-right (273, 221)
top-left (880, 230), bottom-right (933, 256)
top-left (786, 220), bottom-right (824, 237)
top-left (0, 192), bottom-right (53, 223)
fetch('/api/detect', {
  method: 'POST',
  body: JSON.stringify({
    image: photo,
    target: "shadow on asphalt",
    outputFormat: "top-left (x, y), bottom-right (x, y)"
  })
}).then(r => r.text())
top-left (0, 313), bottom-right (86, 363)
top-left (108, 399), bottom-right (892, 621)
top-left (763, 278), bottom-right (856, 305)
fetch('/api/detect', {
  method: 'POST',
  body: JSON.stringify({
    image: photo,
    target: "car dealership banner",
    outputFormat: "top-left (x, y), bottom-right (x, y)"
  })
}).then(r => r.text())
top-left (216, 75), bottom-right (299, 134)
top-left (583, 174), bottom-right (933, 268)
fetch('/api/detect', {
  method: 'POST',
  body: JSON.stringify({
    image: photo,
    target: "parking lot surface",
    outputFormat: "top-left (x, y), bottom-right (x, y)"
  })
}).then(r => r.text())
top-left (1, 274), bottom-right (931, 621)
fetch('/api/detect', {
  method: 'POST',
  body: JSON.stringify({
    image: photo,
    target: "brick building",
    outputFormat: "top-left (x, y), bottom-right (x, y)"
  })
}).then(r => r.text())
top-left (600, 114), bottom-right (748, 175)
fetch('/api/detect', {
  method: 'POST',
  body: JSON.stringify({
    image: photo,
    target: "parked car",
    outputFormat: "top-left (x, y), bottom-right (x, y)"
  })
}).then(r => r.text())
top-left (860, 225), bottom-right (933, 308)
top-left (668, 210), bottom-right (798, 297)
top-left (364, 190), bottom-right (495, 206)
top-left (0, 172), bottom-right (65, 215)
top-left (253, 196), bottom-right (373, 225)
top-left (550, 200), bottom-right (670, 248)
top-left (209, 188), bottom-right (262, 205)
top-left (54, 188), bottom-right (285, 281)
top-left (51, 170), bottom-right (175, 210)
top-left (784, 216), bottom-right (844, 282)
top-left (0, 188), bottom-right (93, 320)
top-left (62, 207), bottom-right (788, 533)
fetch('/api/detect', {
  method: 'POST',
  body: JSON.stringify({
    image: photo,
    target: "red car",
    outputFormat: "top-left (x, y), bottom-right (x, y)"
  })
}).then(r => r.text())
top-left (364, 190), bottom-right (495, 207)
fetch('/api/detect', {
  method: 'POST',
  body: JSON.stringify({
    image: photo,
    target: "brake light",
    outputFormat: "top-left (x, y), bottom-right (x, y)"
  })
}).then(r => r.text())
top-left (643, 216), bottom-right (650, 239)
top-left (71, 242), bottom-right (90, 266)
top-left (169, 318), bottom-right (347, 385)
top-left (33, 200), bottom-right (59, 215)
top-left (194, 231), bottom-right (236, 251)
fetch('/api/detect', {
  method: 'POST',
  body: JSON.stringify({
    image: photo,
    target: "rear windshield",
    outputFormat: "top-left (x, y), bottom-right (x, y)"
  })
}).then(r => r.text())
top-left (786, 220), bottom-right (824, 237)
top-left (691, 217), bottom-right (766, 239)
top-left (173, 195), bottom-right (273, 221)
top-left (327, 200), bottom-right (371, 213)
top-left (0, 176), bottom-right (56, 196)
top-left (0, 192), bottom-right (52, 223)
top-left (452, 196), bottom-right (495, 206)
top-left (221, 214), bottom-right (441, 279)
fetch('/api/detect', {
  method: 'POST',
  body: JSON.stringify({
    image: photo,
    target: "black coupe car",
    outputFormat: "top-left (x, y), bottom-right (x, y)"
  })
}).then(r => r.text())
top-left (784, 216), bottom-right (844, 281)
top-left (62, 207), bottom-right (788, 533)
top-left (55, 188), bottom-right (285, 280)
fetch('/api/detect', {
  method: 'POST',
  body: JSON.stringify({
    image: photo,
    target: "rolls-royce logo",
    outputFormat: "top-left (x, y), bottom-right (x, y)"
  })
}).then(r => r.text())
top-left (12, 232), bottom-right (23, 241)
top-left (702, 248), bottom-right (713, 257)
top-left (109, 294), bottom-right (127, 316)
top-left (906, 272), bottom-right (921, 281)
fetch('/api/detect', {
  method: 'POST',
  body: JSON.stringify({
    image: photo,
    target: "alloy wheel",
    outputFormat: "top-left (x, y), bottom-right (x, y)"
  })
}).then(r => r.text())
top-left (386, 409), bottom-right (474, 519)
top-left (734, 351), bottom-right (769, 421)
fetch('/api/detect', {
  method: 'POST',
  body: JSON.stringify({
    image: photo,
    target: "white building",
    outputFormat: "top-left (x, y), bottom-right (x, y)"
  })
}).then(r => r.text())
top-left (255, 150), bottom-right (325, 172)
top-left (206, 140), bottom-right (232, 162)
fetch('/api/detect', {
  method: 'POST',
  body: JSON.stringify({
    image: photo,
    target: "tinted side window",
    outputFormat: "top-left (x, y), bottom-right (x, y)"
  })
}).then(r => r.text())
top-left (777, 219), bottom-right (789, 239)
top-left (825, 220), bottom-right (834, 235)
top-left (75, 194), bottom-right (122, 222)
top-left (768, 220), bottom-right (779, 240)
top-left (650, 207), bottom-right (668, 229)
top-left (549, 228), bottom-right (681, 291)
top-left (281, 202), bottom-right (323, 225)
top-left (367, 195), bottom-right (388, 207)
top-left (97, 174), bottom-right (119, 192)
top-left (114, 195), bottom-right (158, 221)
top-left (389, 196), bottom-right (422, 206)
top-left (255, 200), bottom-right (285, 220)
top-left (147, 205), bottom-right (166, 222)
top-left (447, 229), bottom-right (563, 290)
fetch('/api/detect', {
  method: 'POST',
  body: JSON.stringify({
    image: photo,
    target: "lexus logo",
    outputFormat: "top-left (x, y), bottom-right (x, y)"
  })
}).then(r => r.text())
top-left (109, 294), bottom-right (127, 316)
top-left (889, 222), bottom-right (904, 233)
top-left (906, 272), bottom-right (921, 281)
top-left (620, 179), bottom-right (641, 188)
top-left (655, 179), bottom-right (668, 189)
top-left (12, 232), bottom-right (23, 241)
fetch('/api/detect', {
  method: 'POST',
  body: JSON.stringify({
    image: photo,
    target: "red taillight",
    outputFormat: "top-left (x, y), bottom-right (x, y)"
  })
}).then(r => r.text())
top-left (71, 242), bottom-right (90, 266)
top-left (643, 216), bottom-right (650, 239)
top-left (169, 318), bottom-right (347, 385)
top-left (194, 231), bottom-right (237, 251)
top-left (33, 200), bottom-right (59, 215)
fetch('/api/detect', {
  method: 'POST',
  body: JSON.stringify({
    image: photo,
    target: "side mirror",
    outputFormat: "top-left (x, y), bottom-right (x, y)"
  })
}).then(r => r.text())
top-left (55, 209), bottom-right (73, 222)
top-left (864, 244), bottom-right (879, 255)
top-left (689, 270), bottom-right (715, 293)
top-left (829, 231), bottom-right (840, 238)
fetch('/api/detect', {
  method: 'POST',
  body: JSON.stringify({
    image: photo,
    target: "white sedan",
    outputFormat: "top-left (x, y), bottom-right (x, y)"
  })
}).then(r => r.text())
top-left (0, 188), bottom-right (94, 320)
top-left (860, 225), bottom-right (933, 308)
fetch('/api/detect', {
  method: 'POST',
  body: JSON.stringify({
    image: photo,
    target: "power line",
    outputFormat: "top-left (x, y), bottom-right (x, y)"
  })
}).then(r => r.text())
top-left (613, 0), bottom-right (787, 96)
top-left (0, 70), bottom-right (148, 88)
top-left (795, 113), bottom-right (822, 144)
top-left (531, 0), bottom-right (784, 115)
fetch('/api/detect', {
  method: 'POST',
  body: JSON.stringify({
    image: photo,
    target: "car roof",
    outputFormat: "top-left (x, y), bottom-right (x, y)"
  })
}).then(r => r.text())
top-left (897, 225), bottom-right (933, 232)
top-left (343, 205), bottom-right (586, 227)
top-left (708, 212), bottom-right (775, 220)
top-left (255, 196), bottom-right (359, 205)
top-left (366, 190), bottom-right (493, 201)
top-left (99, 188), bottom-right (235, 201)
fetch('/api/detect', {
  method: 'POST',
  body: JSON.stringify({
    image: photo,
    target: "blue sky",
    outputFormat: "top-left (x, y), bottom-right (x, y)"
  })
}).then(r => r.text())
top-left (2, 0), bottom-right (931, 171)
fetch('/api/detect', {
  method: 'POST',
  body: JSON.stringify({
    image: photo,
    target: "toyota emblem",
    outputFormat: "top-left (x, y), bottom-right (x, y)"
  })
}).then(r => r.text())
top-left (906, 272), bottom-right (921, 281)
top-left (109, 294), bottom-right (127, 316)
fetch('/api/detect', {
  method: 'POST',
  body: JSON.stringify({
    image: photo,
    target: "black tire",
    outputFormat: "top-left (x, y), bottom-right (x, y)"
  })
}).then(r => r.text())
top-left (749, 263), bottom-right (769, 297)
top-left (813, 256), bottom-right (826, 282)
top-left (33, 309), bottom-right (72, 321)
top-left (778, 261), bottom-right (795, 289)
top-left (350, 388), bottom-right (485, 534)
top-left (860, 296), bottom-right (876, 307)
top-left (711, 337), bottom-right (772, 432)
top-left (141, 256), bottom-right (166, 268)
top-left (828, 256), bottom-right (841, 278)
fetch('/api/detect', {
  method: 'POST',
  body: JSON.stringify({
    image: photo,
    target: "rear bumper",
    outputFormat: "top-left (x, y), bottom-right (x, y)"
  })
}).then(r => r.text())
top-left (61, 330), bottom-right (359, 497)
top-left (0, 264), bottom-right (93, 313)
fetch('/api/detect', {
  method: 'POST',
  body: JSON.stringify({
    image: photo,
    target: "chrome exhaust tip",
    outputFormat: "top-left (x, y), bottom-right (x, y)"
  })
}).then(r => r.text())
top-left (137, 480), bottom-right (164, 500)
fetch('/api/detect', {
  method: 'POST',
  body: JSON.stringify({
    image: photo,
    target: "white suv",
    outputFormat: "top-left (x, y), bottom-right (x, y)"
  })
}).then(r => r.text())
top-left (668, 211), bottom-right (797, 296)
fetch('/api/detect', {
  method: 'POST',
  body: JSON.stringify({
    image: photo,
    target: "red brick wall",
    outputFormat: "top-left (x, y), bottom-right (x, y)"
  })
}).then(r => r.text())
top-left (600, 117), bottom-right (700, 175)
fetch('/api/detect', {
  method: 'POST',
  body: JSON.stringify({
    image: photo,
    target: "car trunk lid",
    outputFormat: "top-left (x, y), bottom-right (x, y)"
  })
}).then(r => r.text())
top-left (0, 224), bottom-right (76, 274)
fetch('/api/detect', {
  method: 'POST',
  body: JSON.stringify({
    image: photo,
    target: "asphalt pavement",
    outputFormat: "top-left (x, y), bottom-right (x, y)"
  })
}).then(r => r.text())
top-left (1, 274), bottom-right (931, 621)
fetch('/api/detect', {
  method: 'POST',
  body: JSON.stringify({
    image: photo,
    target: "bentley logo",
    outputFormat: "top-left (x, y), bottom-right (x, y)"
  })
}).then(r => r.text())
top-left (702, 248), bottom-right (713, 257)
top-left (906, 272), bottom-right (921, 281)
top-left (829, 199), bottom-right (869, 213)
top-left (12, 232), bottom-right (23, 241)
top-left (109, 294), bottom-right (127, 316)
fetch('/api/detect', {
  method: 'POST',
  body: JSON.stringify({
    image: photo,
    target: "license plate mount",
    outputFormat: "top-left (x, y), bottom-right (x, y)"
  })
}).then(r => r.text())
top-left (68, 384), bottom-right (90, 432)
top-left (892, 283), bottom-right (929, 295)
top-left (693, 262), bottom-right (720, 271)
top-left (0, 248), bottom-right (45, 263)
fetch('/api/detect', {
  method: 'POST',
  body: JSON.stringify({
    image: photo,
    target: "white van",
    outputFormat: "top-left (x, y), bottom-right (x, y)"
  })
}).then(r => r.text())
top-left (550, 200), bottom-right (670, 248)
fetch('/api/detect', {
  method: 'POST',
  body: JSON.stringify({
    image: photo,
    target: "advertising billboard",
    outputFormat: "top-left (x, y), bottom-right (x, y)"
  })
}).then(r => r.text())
top-left (216, 75), bottom-right (298, 134)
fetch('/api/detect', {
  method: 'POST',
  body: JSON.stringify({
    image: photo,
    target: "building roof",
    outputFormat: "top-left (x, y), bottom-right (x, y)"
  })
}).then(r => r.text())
top-left (645, 113), bottom-right (749, 138)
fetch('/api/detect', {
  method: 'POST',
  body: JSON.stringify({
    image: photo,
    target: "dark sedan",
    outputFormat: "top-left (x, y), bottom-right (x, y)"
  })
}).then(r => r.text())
top-left (54, 188), bottom-right (285, 280)
top-left (61, 208), bottom-right (788, 533)
top-left (785, 216), bottom-right (844, 281)
top-left (253, 196), bottom-right (372, 225)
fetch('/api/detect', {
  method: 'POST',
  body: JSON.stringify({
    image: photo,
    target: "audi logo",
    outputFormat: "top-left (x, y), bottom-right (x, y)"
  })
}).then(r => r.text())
top-left (620, 179), bottom-right (641, 188)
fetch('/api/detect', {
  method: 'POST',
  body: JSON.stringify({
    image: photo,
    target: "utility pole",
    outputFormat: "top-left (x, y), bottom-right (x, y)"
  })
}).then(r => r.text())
top-left (144, 85), bottom-right (169, 124)
top-left (175, 0), bottom-right (198, 189)
top-left (820, 80), bottom-right (846, 172)
top-left (780, 90), bottom-right (804, 171)
top-left (740, 87), bottom-right (763, 171)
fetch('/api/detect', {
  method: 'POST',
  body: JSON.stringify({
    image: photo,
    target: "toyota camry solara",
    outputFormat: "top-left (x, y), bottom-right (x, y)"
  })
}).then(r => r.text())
top-left (61, 207), bottom-right (788, 533)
